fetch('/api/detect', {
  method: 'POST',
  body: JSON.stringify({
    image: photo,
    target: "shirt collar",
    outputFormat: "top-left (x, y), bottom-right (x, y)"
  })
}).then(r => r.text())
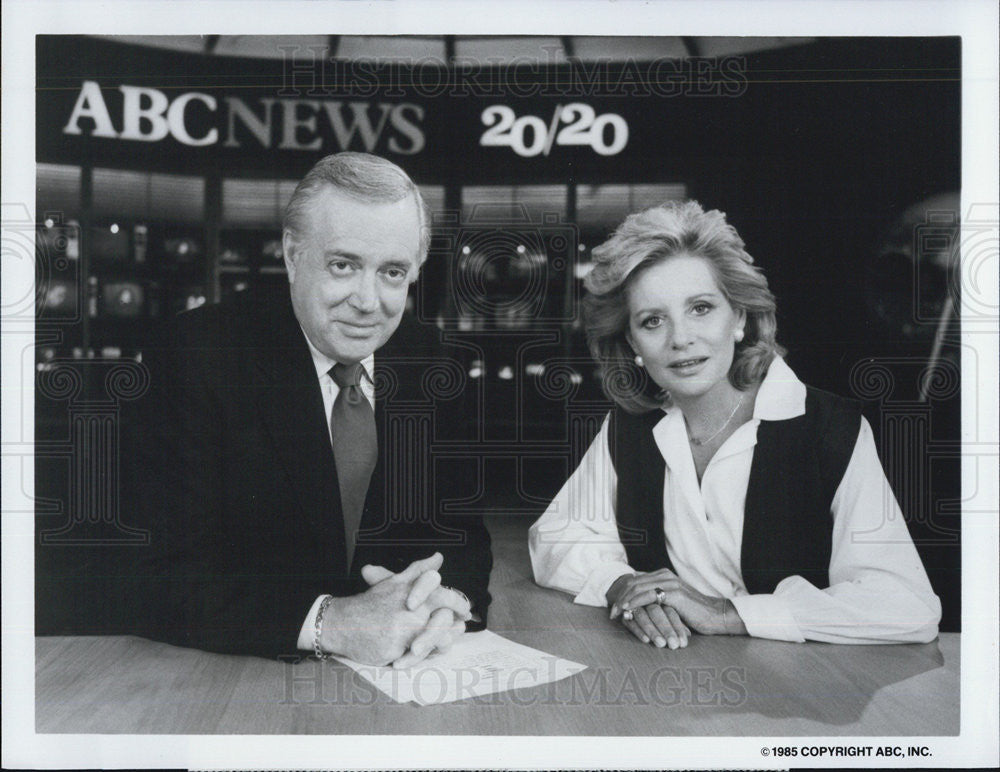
top-left (658, 355), bottom-right (805, 422)
top-left (751, 355), bottom-right (806, 421)
top-left (299, 326), bottom-right (374, 385)
top-left (652, 355), bottom-right (805, 470)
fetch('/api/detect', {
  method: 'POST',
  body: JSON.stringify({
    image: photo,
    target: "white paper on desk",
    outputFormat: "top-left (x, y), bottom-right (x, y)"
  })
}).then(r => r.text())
top-left (334, 630), bottom-right (587, 705)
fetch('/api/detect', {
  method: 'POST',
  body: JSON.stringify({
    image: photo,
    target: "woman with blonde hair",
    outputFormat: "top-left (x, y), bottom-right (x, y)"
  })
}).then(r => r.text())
top-left (529, 200), bottom-right (940, 649)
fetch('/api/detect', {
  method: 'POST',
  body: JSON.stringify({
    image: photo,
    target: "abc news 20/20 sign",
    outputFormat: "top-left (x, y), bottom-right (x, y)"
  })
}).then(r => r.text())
top-left (37, 36), bottom-right (747, 180)
top-left (59, 82), bottom-right (630, 159)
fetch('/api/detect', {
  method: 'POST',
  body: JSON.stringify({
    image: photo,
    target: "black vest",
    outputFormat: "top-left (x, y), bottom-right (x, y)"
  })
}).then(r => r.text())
top-left (608, 387), bottom-right (861, 594)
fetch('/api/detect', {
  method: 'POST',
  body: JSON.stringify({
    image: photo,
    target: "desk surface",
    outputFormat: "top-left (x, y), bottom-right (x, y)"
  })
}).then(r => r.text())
top-left (36, 517), bottom-right (959, 735)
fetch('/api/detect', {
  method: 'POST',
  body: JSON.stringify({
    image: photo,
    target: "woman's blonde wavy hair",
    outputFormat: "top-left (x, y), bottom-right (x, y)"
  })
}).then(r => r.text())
top-left (583, 200), bottom-right (785, 414)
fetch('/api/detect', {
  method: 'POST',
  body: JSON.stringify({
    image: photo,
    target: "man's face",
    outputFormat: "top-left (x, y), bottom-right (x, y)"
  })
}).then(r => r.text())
top-left (284, 186), bottom-right (422, 363)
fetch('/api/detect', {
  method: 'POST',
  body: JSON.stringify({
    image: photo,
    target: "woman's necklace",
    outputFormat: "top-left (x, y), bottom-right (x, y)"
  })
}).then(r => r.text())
top-left (686, 395), bottom-right (745, 446)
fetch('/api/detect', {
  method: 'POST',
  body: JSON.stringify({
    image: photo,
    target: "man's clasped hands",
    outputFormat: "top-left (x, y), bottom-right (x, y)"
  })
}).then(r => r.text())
top-left (318, 553), bottom-right (470, 668)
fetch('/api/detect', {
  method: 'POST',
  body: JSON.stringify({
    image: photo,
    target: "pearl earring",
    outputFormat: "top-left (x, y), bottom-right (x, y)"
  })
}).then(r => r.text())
top-left (734, 328), bottom-right (745, 342)
top-left (634, 355), bottom-right (644, 367)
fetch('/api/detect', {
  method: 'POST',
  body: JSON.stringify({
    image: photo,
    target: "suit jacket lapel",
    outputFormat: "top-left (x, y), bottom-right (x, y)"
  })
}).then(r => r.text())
top-left (252, 292), bottom-right (346, 564)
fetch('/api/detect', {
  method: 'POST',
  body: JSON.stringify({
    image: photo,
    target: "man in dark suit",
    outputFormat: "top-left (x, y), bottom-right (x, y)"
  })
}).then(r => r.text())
top-left (127, 152), bottom-right (491, 665)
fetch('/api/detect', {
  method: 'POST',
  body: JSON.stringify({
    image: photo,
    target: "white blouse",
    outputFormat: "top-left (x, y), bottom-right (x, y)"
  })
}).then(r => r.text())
top-left (528, 357), bottom-right (941, 644)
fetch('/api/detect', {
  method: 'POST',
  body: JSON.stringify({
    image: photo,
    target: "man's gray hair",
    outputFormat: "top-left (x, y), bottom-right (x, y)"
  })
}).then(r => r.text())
top-left (282, 152), bottom-right (431, 264)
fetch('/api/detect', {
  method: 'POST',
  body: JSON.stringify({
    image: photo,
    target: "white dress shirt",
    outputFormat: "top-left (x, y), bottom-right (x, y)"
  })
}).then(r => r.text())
top-left (296, 332), bottom-right (375, 651)
top-left (529, 357), bottom-right (941, 644)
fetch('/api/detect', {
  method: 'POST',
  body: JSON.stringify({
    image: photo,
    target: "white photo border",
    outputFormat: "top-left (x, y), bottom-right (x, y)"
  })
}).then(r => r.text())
top-left (3, 0), bottom-right (998, 769)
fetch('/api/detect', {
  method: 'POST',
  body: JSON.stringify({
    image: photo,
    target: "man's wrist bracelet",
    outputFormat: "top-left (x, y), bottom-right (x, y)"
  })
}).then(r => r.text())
top-left (313, 594), bottom-right (334, 660)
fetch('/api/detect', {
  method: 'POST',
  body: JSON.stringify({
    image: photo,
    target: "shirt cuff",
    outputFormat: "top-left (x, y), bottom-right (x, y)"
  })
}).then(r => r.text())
top-left (574, 561), bottom-right (634, 607)
top-left (730, 593), bottom-right (806, 643)
top-left (296, 594), bottom-right (330, 651)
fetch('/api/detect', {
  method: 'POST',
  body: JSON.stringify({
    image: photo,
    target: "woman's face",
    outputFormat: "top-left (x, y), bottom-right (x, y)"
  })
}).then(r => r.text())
top-left (626, 254), bottom-right (745, 403)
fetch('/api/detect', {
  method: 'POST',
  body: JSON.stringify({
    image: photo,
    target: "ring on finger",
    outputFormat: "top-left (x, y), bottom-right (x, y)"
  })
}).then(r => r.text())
top-left (622, 609), bottom-right (634, 622)
top-left (654, 587), bottom-right (667, 605)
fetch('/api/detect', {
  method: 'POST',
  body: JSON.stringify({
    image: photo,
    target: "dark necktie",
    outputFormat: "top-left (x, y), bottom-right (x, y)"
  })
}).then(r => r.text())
top-left (330, 362), bottom-right (377, 568)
